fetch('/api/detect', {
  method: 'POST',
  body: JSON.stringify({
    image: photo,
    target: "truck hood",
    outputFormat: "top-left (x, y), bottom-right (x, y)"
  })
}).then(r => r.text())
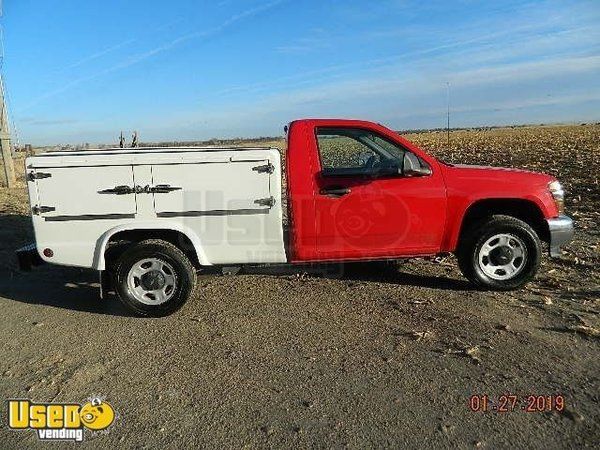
top-left (443, 163), bottom-right (555, 188)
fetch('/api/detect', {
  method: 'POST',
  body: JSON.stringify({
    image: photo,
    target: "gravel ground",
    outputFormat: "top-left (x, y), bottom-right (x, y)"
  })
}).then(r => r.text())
top-left (0, 125), bottom-right (598, 448)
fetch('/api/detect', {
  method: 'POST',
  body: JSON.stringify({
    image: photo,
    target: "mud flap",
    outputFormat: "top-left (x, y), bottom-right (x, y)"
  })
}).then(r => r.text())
top-left (99, 270), bottom-right (112, 299)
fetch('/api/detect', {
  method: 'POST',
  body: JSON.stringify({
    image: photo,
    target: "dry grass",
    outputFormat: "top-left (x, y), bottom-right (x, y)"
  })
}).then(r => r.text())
top-left (0, 156), bottom-right (28, 215)
top-left (407, 125), bottom-right (600, 218)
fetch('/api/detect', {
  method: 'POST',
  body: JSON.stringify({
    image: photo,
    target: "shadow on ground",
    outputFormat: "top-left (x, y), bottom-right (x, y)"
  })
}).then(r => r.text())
top-left (0, 267), bottom-right (133, 317)
top-left (243, 260), bottom-right (473, 291)
top-left (0, 214), bottom-right (33, 252)
top-left (0, 213), bottom-right (131, 316)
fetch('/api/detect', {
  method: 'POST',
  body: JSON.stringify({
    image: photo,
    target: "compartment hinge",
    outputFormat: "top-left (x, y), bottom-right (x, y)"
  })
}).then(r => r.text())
top-left (32, 205), bottom-right (56, 215)
top-left (254, 196), bottom-right (276, 208)
top-left (252, 162), bottom-right (274, 174)
top-left (27, 172), bottom-right (52, 181)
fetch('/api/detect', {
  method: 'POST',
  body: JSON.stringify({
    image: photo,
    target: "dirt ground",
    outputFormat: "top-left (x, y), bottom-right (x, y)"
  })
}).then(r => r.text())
top-left (0, 125), bottom-right (598, 448)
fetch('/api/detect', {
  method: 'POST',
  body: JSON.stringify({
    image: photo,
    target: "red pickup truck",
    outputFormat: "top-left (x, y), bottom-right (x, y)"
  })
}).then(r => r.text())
top-left (285, 119), bottom-right (573, 289)
top-left (21, 118), bottom-right (574, 316)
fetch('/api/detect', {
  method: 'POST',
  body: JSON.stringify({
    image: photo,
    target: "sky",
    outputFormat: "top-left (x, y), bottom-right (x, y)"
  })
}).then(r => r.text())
top-left (2, 0), bottom-right (600, 145)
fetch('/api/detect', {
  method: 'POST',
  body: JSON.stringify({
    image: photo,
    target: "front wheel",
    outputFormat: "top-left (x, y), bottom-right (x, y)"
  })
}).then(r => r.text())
top-left (457, 215), bottom-right (542, 290)
top-left (113, 239), bottom-right (197, 316)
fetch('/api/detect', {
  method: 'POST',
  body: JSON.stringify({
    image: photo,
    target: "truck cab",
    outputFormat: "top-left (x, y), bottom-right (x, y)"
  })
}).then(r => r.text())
top-left (286, 119), bottom-right (447, 262)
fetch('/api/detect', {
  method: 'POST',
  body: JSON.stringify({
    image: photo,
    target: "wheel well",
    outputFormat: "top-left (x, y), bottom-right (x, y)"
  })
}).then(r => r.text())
top-left (104, 229), bottom-right (200, 270)
top-left (459, 199), bottom-right (549, 244)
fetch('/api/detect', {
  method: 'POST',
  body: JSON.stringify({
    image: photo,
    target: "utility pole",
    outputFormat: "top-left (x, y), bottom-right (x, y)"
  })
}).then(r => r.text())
top-left (0, 76), bottom-right (15, 187)
top-left (446, 82), bottom-right (451, 147)
top-left (0, 2), bottom-right (15, 188)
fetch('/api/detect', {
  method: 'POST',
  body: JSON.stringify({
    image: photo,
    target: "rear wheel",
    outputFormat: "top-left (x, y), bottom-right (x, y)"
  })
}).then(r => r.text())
top-left (457, 215), bottom-right (541, 290)
top-left (113, 239), bottom-right (196, 316)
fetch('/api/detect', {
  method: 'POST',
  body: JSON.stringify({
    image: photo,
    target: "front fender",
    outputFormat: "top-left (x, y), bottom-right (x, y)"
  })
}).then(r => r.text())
top-left (441, 194), bottom-right (555, 252)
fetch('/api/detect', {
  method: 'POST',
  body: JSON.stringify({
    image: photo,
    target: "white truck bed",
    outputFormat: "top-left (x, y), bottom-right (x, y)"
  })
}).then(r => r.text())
top-left (26, 147), bottom-right (287, 269)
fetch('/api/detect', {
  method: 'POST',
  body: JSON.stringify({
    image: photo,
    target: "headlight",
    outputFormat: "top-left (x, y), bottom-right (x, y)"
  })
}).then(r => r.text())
top-left (548, 180), bottom-right (565, 215)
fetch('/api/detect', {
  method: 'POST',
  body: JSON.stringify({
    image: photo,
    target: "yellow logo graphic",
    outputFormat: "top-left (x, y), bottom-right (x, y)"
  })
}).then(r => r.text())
top-left (8, 397), bottom-right (116, 442)
top-left (79, 399), bottom-right (115, 430)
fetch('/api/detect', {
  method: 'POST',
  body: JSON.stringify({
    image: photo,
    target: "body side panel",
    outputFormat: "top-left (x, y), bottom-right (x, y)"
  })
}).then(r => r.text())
top-left (286, 121), bottom-right (320, 261)
top-left (27, 148), bottom-right (286, 269)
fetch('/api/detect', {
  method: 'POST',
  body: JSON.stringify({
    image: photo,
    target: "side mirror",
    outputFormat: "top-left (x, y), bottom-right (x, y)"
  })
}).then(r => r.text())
top-left (403, 152), bottom-right (432, 177)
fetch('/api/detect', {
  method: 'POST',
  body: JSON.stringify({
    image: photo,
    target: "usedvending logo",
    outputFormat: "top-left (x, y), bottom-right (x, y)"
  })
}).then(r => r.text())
top-left (7, 396), bottom-right (116, 442)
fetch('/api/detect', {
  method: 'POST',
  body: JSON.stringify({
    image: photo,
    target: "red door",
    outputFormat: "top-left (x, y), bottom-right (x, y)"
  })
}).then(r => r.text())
top-left (312, 126), bottom-right (447, 260)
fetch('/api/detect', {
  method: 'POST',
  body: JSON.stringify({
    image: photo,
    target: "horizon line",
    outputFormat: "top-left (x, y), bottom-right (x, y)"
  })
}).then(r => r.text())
top-left (21, 119), bottom-right (600, 149)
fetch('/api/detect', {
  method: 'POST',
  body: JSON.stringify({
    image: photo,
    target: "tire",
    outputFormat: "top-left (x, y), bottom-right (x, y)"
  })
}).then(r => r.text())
top-left (113, 239), bottom-right (197, 317)
top-left (456, 215), bottom-right (541, 290)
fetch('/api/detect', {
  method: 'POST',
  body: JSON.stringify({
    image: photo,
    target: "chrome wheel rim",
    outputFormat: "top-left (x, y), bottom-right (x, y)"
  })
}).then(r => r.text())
top-left (478, 233), bottom-right (527, 281)
top-left (127, 258), bottom-right (177, 305)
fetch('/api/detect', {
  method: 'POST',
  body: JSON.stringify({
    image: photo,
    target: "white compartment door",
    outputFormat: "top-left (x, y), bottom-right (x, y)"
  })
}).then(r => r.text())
top-left (151, 160), bottom-right (273, 216)
top-left (35, 166), bottom-right (137, 219)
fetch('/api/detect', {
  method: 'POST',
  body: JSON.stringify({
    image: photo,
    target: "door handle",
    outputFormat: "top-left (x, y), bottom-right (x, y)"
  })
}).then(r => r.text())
top-left (98, 185), bottom-right (181, 195)
top-left (320, 187), bottom-right (351, 197)
top-left (98, 185), bottom-right (135, 195)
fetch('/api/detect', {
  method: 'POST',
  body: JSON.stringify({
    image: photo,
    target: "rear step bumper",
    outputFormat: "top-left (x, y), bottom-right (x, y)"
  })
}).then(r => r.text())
top-left (16, 243), bottom-right (45, 271)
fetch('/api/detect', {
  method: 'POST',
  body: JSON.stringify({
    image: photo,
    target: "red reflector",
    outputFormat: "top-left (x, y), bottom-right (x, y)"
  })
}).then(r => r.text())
top-left (43, 248), bottom-right (54, 258)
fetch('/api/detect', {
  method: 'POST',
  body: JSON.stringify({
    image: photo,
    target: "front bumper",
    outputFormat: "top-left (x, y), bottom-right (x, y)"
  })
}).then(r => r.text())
top-left (547, 215), bottom-right (574, 258)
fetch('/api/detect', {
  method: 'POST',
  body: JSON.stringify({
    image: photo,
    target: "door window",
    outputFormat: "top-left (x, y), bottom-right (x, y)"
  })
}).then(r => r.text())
top-left (316, 127), bottom-right (406, 177)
